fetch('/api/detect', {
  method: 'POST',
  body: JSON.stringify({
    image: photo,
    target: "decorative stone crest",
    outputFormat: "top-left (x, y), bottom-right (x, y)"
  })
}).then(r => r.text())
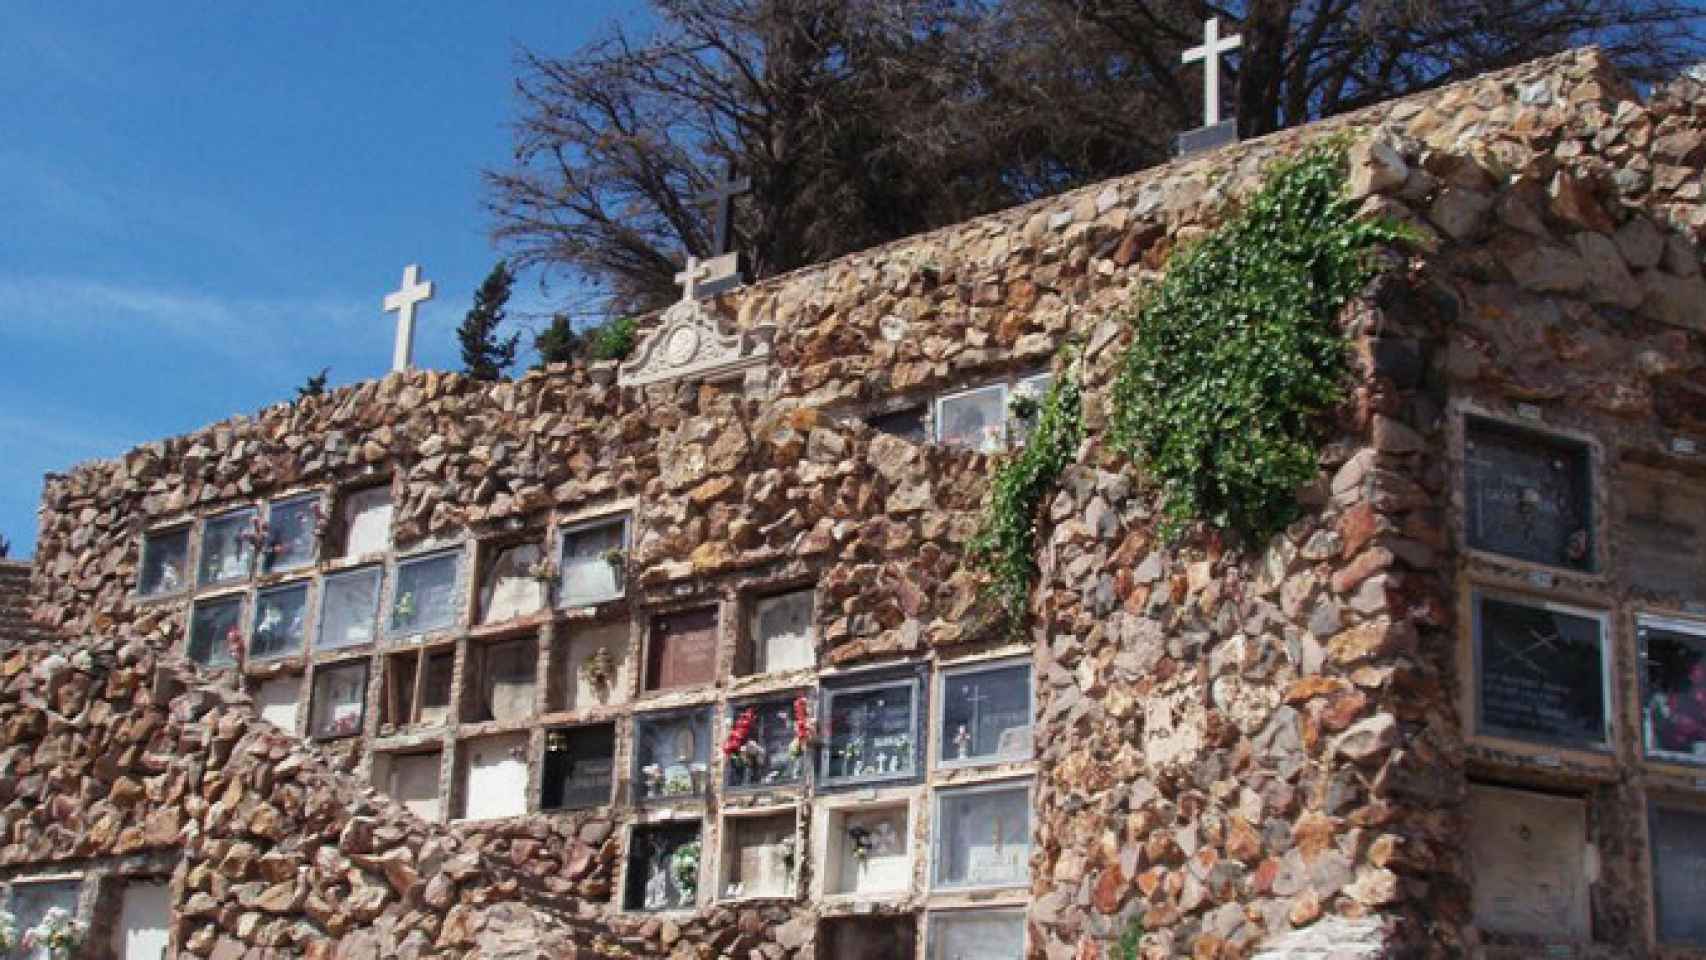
top-left (619, 253), bottom-right (773, 388)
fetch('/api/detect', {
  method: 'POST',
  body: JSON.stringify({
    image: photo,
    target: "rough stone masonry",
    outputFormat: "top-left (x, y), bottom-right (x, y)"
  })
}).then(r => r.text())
top-left (6, 46), bottom-right (1706, 960)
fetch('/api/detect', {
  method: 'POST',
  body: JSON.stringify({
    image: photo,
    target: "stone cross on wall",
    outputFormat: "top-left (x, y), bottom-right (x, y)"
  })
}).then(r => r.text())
top-left (382, 263), bottom-right (435, 372)
top-left (1182, 17), bottom-right (1242, 128)
top-left (697, 162), bottom-right (751, 258)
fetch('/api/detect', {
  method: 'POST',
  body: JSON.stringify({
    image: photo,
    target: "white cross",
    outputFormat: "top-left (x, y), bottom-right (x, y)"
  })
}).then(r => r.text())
top-left (1182, 17), bottom-right (1242, 128)
top-left (381, 263), bottom-right (435, 372)
top-left (675, 256), bottom-right (713, 302)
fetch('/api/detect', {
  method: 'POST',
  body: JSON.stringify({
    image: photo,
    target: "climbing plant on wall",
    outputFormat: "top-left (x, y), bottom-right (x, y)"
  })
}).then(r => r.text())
top-left (971, 353), bottom-right (1083, 632)
top-left (1110, 145), bottom-right (1411, 542)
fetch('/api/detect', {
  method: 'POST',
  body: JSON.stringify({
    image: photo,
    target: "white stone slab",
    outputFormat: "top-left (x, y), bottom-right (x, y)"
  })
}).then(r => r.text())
top-left (481, 543), bottom-right (545, 624)
top-left (462, 734), bottom-right (528, 821)
top-left (114, 881), bottom-right (170, 960)
top-left (381, 753), bottom-right (442, 822)
top-left (1467, 784), bottom-right (1590, 940)
top-left (341, 487), bottom-right (393, 558)
top-left (254, 676), bottom-right (301, 734)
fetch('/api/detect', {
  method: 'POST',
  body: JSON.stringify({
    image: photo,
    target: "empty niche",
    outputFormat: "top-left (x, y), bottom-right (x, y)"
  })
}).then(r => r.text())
top-left (819, 915), bottom-right (917, 960)
top-left (624, 822), bottom-right (702, 913)
top-left (318, 566), bottom-right (382, 651)
top-left (187, 595), bottom-right (243, 668)
top-left (479, 541), bottom-right (546, 625)
top-left (744, 589), bottom-right (815, 676)
top-left (927, 909), bottom-right (1025, 960)
top-left (375, 751), bottom-right (443, 822)
top-left (381, 650), bottom-right (418, 731)
top-left (456, 732), bottom-right (530, 821)
top-left (250, 581), bottom-right (310, 661)
top-left (718, 810), bottom-right (798, 900)
top-left (724, 694), bottom-right (809, 791)
top-left (634, 709), bottom-right (712, 803)
top-left (199, 507), bottom-right (258, 587)
top-left (541, 723), bottom-right (616, 811)
top-left (263, 494), bottom-right (320, 573)
top-left (137, 527), bottom-right (189, 597)
top-left (383, 647), bottom-right (456, 731)
top-left (463, 635), bottom-right (538, 724)
top-left (419, 649), bottom-right (455, 725)
top-left (823, 802), bottom-right (910, 896)
top-left (938, 660), bottom-right (1032, 767)
top-left (552, 620), bottom-right (632, 711)
top-left (252, 674), bottom-right (303, 733)
top-left (337, 485), bottom-right (393, 559)
top-left (932, 782), bottom-right (1031, 890)
top-left (559, 516), bottom-right (627, 607)
top-left (308, 660), bottom-right (369, 740)
top-left (391, 550), bottom-right (461, 636)
top-left (866, 404), bottom-right (928, 442)
top-left (114, 879), bottom-right (170, 960)
top-left (645, 606), bottom-right (719, 692)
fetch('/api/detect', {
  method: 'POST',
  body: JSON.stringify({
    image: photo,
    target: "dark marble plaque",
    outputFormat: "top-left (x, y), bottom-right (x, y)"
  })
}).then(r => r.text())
top-left (1475, 595), bottom-right (1606, 748)
top-left (542, 724), bottom-right (615, 810)
top-left (1465, 419), bottom-right (1593, 569)
top-left (1652, 805), bottom-right (1706, 946)
top-left (647, 607), bottom-right (718, 691)
top-left (821, 916), bottom-right (917, 960)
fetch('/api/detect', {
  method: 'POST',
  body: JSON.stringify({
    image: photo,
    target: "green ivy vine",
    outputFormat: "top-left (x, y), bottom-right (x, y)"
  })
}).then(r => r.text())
top-left (1109, 145), bottom-right (1411, 542)
top-left (971, 354), bottom-right (1083, 631)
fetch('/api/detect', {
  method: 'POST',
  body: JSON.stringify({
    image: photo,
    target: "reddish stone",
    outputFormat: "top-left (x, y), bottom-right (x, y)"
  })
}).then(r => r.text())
top-left (1337, 503), bottom-right (1380, 557)
top-left (1331, 547), bottom-right (1393, 594)
top-left (1092, 863), bottom-right (1128, 914)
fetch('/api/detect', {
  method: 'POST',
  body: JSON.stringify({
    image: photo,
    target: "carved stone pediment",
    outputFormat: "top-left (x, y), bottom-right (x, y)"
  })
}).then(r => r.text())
top-left (618, 297), bottom-right (772, 388)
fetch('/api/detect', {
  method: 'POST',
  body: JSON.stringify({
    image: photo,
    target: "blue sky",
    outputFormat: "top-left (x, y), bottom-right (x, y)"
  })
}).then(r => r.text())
top-left (0, 4), bottom-right (646, 557)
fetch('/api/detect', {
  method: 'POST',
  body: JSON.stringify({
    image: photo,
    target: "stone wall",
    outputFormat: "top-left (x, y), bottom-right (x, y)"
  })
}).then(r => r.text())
top-left (10, 45), bottom-right (1706, 960)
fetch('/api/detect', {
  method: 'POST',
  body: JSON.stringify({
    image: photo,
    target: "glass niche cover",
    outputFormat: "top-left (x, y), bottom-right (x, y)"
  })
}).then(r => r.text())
top-left (1473, 594), bottom-right (1607, 749)
top-left (138, 527), bottom-right (189, 596)
top-left (319, 566), bottom-right (381, 650)
top-left (310, 661), bottom-right (368, 739)
top-left (939, 661), bottom-right (1032, 766)
top-left (250, 582), bottom-right (309, 660)
top-left (724, 694), bottom-right (810, 790)
top-left (391, 550), bottom-right (461, 636)
top-left (199, 508), bottom-right (258, 587)
top-left (559, 517), bottom-right (626, 607)
top-left (820, 670), bottom-right (924, 787)
top-left (634, 709), bottom-right (712, 802)
top-left (188, 595), bottom-right (243, 667)
top-left (929, 910), bottom-right (1026, 960)
top-left (263, 495), bottom-right (320, 573)
top-left (932, 782), bottom-right (1031, 890)
top-left (1642, 619), bottom-right (1706, 764)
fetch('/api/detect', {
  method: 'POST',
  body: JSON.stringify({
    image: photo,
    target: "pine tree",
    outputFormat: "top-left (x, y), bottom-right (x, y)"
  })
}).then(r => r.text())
top-left (533, 313), bottom-right (580, 368)
top-left (459, 260), bottom-right (521, 381)
top-left (297, 367), bottom-right (330, 400)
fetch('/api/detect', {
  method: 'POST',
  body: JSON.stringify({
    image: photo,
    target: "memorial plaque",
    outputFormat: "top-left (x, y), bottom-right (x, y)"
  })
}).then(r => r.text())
top-left (479, 542), bottom-right (545, 625)
top-left (263, 494), bottom-right (319, 573)
top-left (1621, 470), bottom-right (1706, 600)
top-left (820, 916), bottom-right (917, 960)
top-left (555, 620), bottom-right (632, 711)
top-left (647, 607), bottom-right (718, 691)
top-left (115, 880), bottom-right (170, 960)
top-left (254, 675), bottom-right (302, 733)
top-left (1475, 595), bottom-right (1606, 748)
top-left (460, 733), bottom-right (528, 820)
top-left (250, 582), bottom-right (309, 660)
top-left (723, 813), bottom-right (795, 899)
top-left (542, 724), bottom-right (616, 810)
top-left (138, 527), bottom-right (189, 596)
top-left (822, 674), bottom-right (921, 786)
top-left (1642, 621), bottom-right (1706, 764)
top-left (318, 566), bottom-right (381, 650)
top-left (933, 784), bottom-right (1030, 890)
top-left (1651, 804), bottom-right (1706, 946)
top-left (937, 383), bottom-right (1007, 453)
top-left (830, 806), bottom-right (909, 895)
top-left (928, 910), bottom-right (1026, 960)
top-left (392, 550), bottom-right (460, 635)
top-left (634, 709), bottom-right (711, 802)
top-left (1465, 419), bottom-right (1593, 569)
top-left (309, 661), bottom-right (368, 739)
top-left (187, 595), bottom-right (243, 667)
top-left (339, 486), bottom-right (393, 558)
top-left (1467, 785), bottom-right (1589, 940)
top-left (467, 636), bottom-right (537, 724)
top-left (750, 590), bottom-right (815, 674)
top-left (199, 508), bottom-right (258, 587)
top-left (725, 695), bottom-right (807, 790)
top-left (939, 661), bottom-right (1031, 766)
top-left (560, 518), bottom-right (626, 606)
top-left (378, 752), bottom-right (442, 821)
top-left (624, 823), bottom-right (701, 912)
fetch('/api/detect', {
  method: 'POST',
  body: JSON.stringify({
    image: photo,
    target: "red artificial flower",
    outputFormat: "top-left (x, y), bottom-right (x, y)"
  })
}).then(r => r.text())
top-left (724, 707), bottom-right (758, 757)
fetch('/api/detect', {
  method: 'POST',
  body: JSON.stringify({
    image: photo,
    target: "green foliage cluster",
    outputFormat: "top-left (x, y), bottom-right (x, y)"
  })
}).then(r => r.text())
top-left (533, 313), bottom-right (580, 368)
top-left (971, 357), bottom-right (1083, 630)
top-left (1113, 915), bottom-right (1144, 960)
top-left (296, 366), bottom-right (330, 401)
top-left (587, 315), bottom-right (639, 362)
top-left (1109, 146), bottom-right (1409, 541)
top-left (459, 260), bottom-right (521, 381)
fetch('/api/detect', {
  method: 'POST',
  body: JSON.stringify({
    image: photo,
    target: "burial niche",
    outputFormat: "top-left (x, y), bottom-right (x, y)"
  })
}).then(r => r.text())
top-left (198, 507), bottom-right (257, 587)
top-left (263, 494), bottom-right (320, 573)
top-left (932, 782), bottom-right (1031, 890)
top-left (187, 595), bottom-right (243, 667)
top-left (375, 750), bottom-right (442, 821)
top-left (1651, 804), bottom-right (1706, 947)
top-left (252, 674), bottom-right (302, 733)
top-left (744, 589), bottom-right (816, 676)
top-left (938, 659), bottom-right (1031, 767)
top-left (551, 620), bottom-right (632, 711)
top-left (823, 802), bottom-right (911, 896)
top-left (250, 581), bottom-right (309, 660)
top-left (624, 823), bottom-right (702, 913)
top-left (456, 732), bottom-right (529, 821)
top-left (1620, 467), bottom-right (1706, 602)
top-left (634, 708), bottom-right (712, 802)
top-left (542, 723), bottom-right (616, 811)
top-left (819, 915), bottom-right (917, 960)
top-left (318, 566), bottom-right (381, 651)
top-left (463, 634), bottom-right (538, 724)
top-left (113, 880), bottom-right (170, 960)
top-left (137, 526), bottom-right (188, 597)
top-left (1466, 784), bottom-right (1590, 941)
top-left (928, 909), bottom-right (1026, 960)
top-left (479, 541), bottom-right (545, 625)
top-left (337, 484), bottom-right (393, 559)
top-left (820, 669), bottom-right (924, 788)
top-left (391, 549), bottom-right (461, 636)
top-left (559, 516), bottom-right (627, 607)
top-left (724, 694), bottom-right (809, 791)
top-left (1641, 618), bottom-right (1706, 765)
top-left (1464, 418), bottom-right (1593, 570)
top-left (718, 810), bottom-right (798, 900)
top-left (308, 660), bottom-right (368, 739)
top-left (1473, 593), bottom-right (1607, 749)
top-left (645, 606), bottom-right (719, 692)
